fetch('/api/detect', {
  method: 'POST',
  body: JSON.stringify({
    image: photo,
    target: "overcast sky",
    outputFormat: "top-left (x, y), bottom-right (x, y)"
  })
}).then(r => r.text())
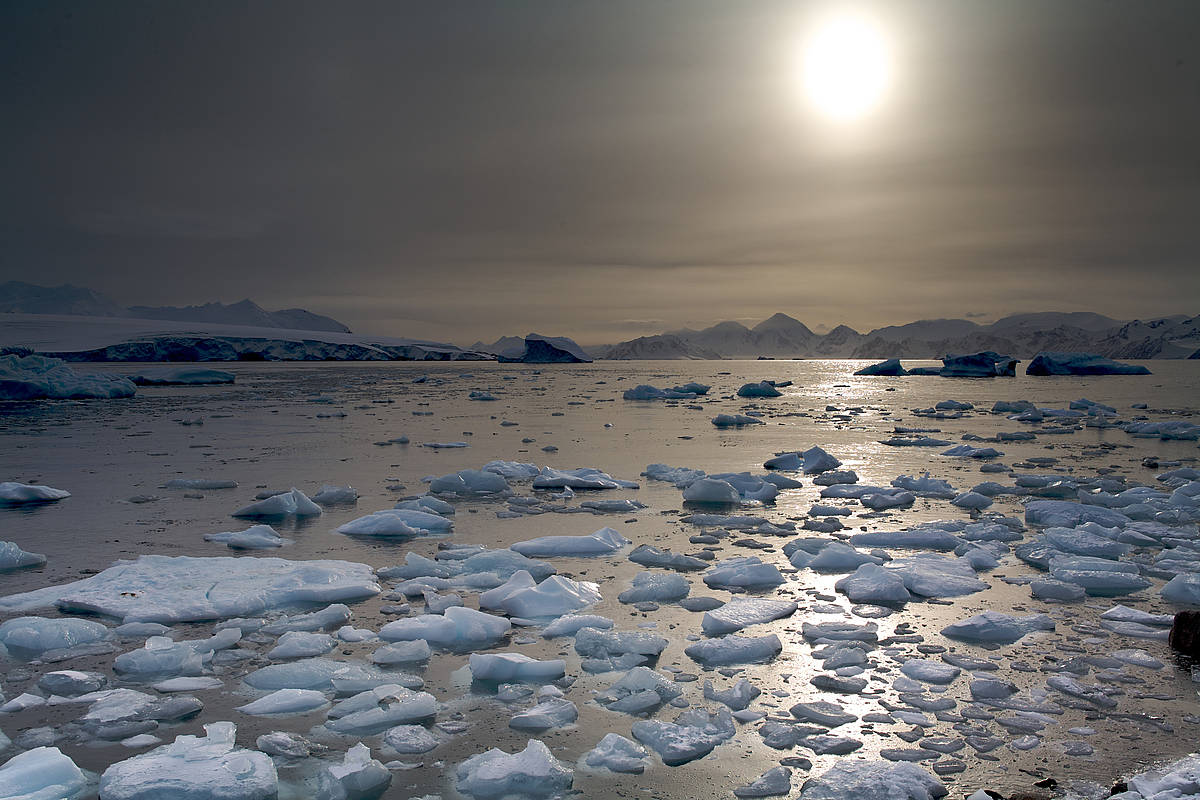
top-left (2, 1), bottom-right (1198, 344)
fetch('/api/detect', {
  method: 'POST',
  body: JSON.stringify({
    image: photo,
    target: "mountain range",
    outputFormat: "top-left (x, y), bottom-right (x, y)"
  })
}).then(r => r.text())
top-left (597, 311), bottom-right (1200, 360)
top-left (0, 281), bottom-right (351, 333)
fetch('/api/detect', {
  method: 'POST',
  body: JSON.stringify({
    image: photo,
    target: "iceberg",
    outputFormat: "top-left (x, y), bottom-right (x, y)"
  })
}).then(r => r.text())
top-left (712, 413), bottom-right (764, 427)
top-left (583, 733), bottom-right (650, 774)
top-left (798, 760), bottom-right (947, 800)
top-left (684, 634), bottom-right (782, 666)
top-left (0, 615), bottom-right (109, 655)
top-left (939, 351), bottom-right (1018, 377)
top-left (617, 571), bottom-right (690, 604)
top-left (0, 352), bottom-right (136, 399)
top-left (509, 699), bottom-right (578, 730)
top-left (700, 598), bottom-right (797, 635)
top-left (1026, 352), bottom-right (1151, 376)
top-left (531, 467), bottom-right (637, 490)
top-left (0, 555), bottom-right (380, 623)
top-left (324, 686), bottom-right (438, 734)
top-left (703, 557), bottom-right (784, 590)
top-left (382, 724), bottom-right (440, 754)
top-left (336, 508), bottom-right (452, 537)
top-left (941, 611), bottom-right (1054, 643)
top-left (98, 722), bottom-right (277, 800)
top-left (313, 744), bottom-right (391, 799)
top-left (235, 689), bottom-right (329, 716)
top-left (497, 334), bottom-right (592, 363)
top-left (737, 381), bottom-right (782, 398)
top-left (203, 524), bottom-right (289, 550)
top-left (540, 614), bottom-right (613, 638)
top-left (855, 359), bottom-right (907, 376)
top-left (631, 708), bottom-right (736, 766)
top-left (430, 469), bottom-right (511, 496)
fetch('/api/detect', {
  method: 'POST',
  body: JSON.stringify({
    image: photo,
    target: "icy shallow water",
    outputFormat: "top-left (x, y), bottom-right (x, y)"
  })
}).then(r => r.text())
top-left (2, 359), bottom-right (1200, 798)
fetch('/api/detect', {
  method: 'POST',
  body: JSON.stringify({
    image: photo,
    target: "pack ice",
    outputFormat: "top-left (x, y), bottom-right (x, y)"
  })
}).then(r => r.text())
top-left (0, 555), bottom-right (380, 623)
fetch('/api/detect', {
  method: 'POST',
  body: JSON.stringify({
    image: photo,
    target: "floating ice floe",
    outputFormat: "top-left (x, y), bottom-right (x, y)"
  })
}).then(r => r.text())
top-left (617, 572), bottom-right (690, 604)
top-left (98, 722), bottom-right (276, 800)
top-left (685, 634), bottom-right (782, 666)
top-left (628, 545), bottom-right (710, 572)
top-left (162, 478), bottom-right (238, 490)
top-left (430, 469), bottom-right (512, 496)
top-left (0, 555), bottom-right (380, 624)
top-left (855, 358), bottom-right (907, 376)
top-left (0, 353), bottom-right (137, 400)
top-left (231, 488), bottom-right (321, 518)
top-left (510, 527), bottom-right (629, 557)
top-left (623, 383), bottom-right (708, 400)
top-left (798, 759), bottom-right (946, 800)
top-left (235, 689), bottom-right (329, 716)
top-left (325, 686), bottom-right (438, 734)
top-left (0, 615), bottom-right (109, 656)
top-left (737, 381), bottom-right (782, 398)
top-left (541, 614), bottom-right (613, 638)
top-left (703, 557), bottom-right (784, 590)
top-left (701, 598), bottom-right (797, 635)
top-left (510, 698), bottom-right (578, 731)
top-left (126, 367), bottom-right (235, 385)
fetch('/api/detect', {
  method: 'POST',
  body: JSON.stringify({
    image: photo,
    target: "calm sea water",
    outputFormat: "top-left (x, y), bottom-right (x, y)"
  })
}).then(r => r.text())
top-left (2, 359), bottom-right (1199, 797)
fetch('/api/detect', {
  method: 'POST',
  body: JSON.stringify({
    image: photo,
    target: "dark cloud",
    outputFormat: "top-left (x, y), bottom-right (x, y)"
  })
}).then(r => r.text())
top-left (1, 1), bottom-right (1197, 344)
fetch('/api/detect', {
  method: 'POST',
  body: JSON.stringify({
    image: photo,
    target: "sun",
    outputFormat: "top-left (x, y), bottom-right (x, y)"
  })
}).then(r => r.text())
top-left (801, 13), bottom-right (892, 122)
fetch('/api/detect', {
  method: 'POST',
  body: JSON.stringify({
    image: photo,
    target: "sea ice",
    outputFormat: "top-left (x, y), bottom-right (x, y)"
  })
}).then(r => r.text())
top-left (509, 698), bottom-right (578, 730)
top-left (337, 508), bottom-right (452, 537)
top-left (835, 564), bottom-right (912, 604)
top-left (203, 524), bottom-right (289, 549)
top-left (236, 689), bottom-right (329, 716)
top-left (531, 467), bottom-right (637, 490)
top-left (0, 615), bottom-right (108, 655)
top-left (712, 413), bottom-right (764, 427)
top-left (701, 598), bottom-right (797, 635)
top-left (684, 634), bottom-right (782, 666)
top-left (0, 540), bottom-right (46, 571)
top-left (313, 743), bottom-right (391, 799)
top-left (618, 572), bottom-right (690, 604)
top-left (631, 708), bottom-right (736, 766)
top-left (126, 367), bottom-right (235, 385)
top-left (470, 652), bottom-right (566, 683)
top-left (268, 631), bottom-right (336, 659)
top-left (797, 759), bottom-right (947, 800)
top-left (941, 611), bottom-right (1054, 643)
top-left (324, 686), bottom-right (438, 734)
top-left (703, 557), bottom-right (784, 589)
top-left (737, 381), bottom-right (782, 398)
top-left (382, 724), bottom-right (440, 754)
top-left (1026, 352), bottom-right (1151, 376)
top-left (0, 746), bottom-right (89, 800)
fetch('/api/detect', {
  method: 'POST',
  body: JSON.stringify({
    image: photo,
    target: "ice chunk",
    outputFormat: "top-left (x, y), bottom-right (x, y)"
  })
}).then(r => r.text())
top-left (891, 474), bottom-right (957, 498)
top-left (712, 413), bottom-right (764, 427)
top-left (703, 557), bottom-right (784, 590)
top-left (789, 700), bottom-right (857, 728)
top-left (1162, 573), bottom-right (1200, 605)
top-left (885, 555), bottom-right (988, 598)
top-left (940, 351), bottom-right (1017, 378)
top-left (683, 478), bottom-right (743, 504)
top-left (337, 508), bottom-right (453, 537)
top-left (0, 540), bottom-right (47, 571)
top-left (232, 488), bottom-right (321, 518)
top-left (584, 733), bottom-right (649, 774)
top-left (510, 698), bottom-right (578, 731)
top-left (701, 598), bottom-right (796, 635)
top-left (315, 743), bottom-right (391, 800)
top-left (379, 606), bottom-right (511, 647)
top-left (798, 759), bottom-right (947, 800)
top-left (382, 725), bottom-right (439, 754)
top-left (618, 572), bottom-right (690, 604)
top-left (628, 545), bottom-right (709, 572)
top-left (703, 678), bottom-right (760, 711)
top-left (532, 467), bottom-right (637, 490)
top-left (261, 604), bottom-right (352, 634)
top-left (268, 631), bottom-right (336, 660)
top-left (941, 611), bottom-right (1054, 643)
top-left (244, 658), bottom-right (418, 693)
top-left (203, 524), bottom-right (290, 550)
top-left (469, 652), bottom-right (566, 683)
top-left (511, 527), bottom-right (629, 557)
top-left (371, 640), bottom-right (431, 665)
top-left (1024, 500), bottom-right (1130, 529)
top-left (98, 722), bottom-right (276, 800)
top-left (236, 689), bottom-right (328, 716)
top-left (455, 739), bottom-right (573, 798)
top-left (38, 669), bottom-right (107, 696)
top-left (0, 615), bottom-right (108, 656)
top-left (325, 686), bottom-right (438, 734)
top-left (596, 667), bottom-right (683, 712)
top-left (0, 481), bottom-right (71, 503)
top-left (899, 660), bottom-right (960, 684)
top-left (0, 746), bottom-right (89, 800)
top-left (480, 571), bottom-right (601, 619)
top-left (951, 492), bottom-right (993, 510)
top-left (735, 766), bottom-right (792, 798)
top-left (540, 614), bottom-right (613, 638)
top-left (162, 478), bottom-right (238, 490)
top-left (574, 627), bottom-right (667, 661)
top-left (835, 564), bottom-right (911, 604)
top-left (430, 469), bottom-right (511, 496)
top-left (631, 707), bottom-right (736, 766)
top-left (737, 381), bottom-right (782, 398)
top-left (685, 634), bottom-right (782, 666)
top-left (0, 555), bottom-right (380, 624)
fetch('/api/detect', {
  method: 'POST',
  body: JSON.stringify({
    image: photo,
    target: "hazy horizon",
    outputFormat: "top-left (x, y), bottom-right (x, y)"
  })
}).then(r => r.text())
top-left (3, 2), bottom-right (1199, 343)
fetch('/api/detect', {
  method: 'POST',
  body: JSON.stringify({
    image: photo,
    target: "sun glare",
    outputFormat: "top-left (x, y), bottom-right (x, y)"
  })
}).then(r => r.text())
top-left (802, 13), bottom-right (892, 122)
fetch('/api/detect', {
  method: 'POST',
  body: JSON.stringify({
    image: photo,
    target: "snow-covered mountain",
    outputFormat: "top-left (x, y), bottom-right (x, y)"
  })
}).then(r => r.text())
top-left (599, 311), bottom-right (1198, 359)
top-left (0, 281), bottom-right (127, 317)
top-left (127, 299), bottom-right (350, 333)
top-left (0, 282), bottom-right (351, 333)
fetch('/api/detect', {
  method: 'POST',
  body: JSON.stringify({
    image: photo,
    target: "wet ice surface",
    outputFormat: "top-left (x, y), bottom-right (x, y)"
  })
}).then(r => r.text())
top-left (2, 359), bottom-right (1200, 799)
